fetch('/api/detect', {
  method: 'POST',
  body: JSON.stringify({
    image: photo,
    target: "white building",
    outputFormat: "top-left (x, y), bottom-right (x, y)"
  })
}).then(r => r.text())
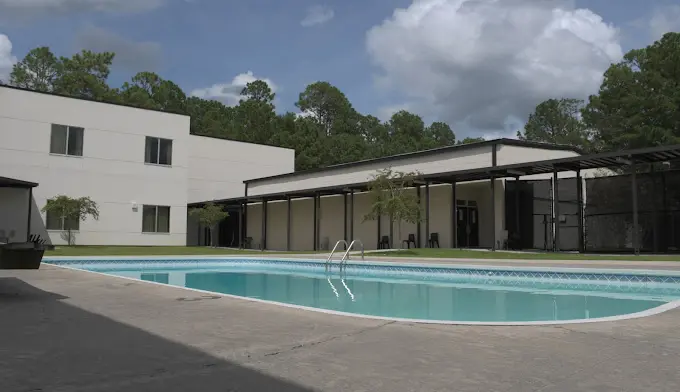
top-left (4, 84), bottom-right (668, 252)
top-left (238, 140), bottom-right (590, 252)
top-left (0, 85), bottom-right (294, 246)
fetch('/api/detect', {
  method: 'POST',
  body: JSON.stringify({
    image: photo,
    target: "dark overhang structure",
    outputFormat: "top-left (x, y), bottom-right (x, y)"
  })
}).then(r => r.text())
top-left (190, 144), bottom-right (680, 253)
top-left (0, 176), bottom-right (39, 243)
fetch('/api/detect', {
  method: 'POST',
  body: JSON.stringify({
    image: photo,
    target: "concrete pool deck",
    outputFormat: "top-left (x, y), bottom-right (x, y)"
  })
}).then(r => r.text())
top-left (2, 265), bottom-right (680, 391)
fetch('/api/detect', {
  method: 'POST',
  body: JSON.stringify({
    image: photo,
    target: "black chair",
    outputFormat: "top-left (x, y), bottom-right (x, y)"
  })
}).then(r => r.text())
top-left (378, 235), bottom-right (390, 249)
top-left (244, 237), bottom-right (253, 249)
top-left (428, 233), bottom-right (440, 248)
top-left (402, 234), bottom-right (416, 249)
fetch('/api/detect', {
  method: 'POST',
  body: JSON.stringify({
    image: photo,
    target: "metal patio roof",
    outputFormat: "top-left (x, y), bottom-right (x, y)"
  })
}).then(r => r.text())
top-left (191, 144), bottom-right (680, 205)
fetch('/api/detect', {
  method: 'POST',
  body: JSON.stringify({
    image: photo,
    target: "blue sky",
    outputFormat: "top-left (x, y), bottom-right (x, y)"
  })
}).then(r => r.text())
top-left (1, 0), bottom-right (679, 137)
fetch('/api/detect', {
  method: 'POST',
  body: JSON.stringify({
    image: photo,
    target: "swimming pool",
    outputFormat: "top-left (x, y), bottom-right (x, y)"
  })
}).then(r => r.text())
top-left (46, 257), bottom-right (680, 325)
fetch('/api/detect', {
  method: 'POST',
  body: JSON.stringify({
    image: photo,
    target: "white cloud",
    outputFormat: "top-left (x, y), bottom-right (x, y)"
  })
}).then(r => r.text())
top-left (647, 5), bottom-right (680, 40)
top-left (376, 103), bottom-right (413, 122)
top-left (190, 71), bottom-right (278, 106)
top-left (366, 0), bottom-right (623, 132)
top-left (0, 34), bottom-right (17, 82)
top-left (301, 5), bottom-right (334, 27)
top-left (0, 0), bottom-right (163, 18)
top-left (295, 110), bottom-right (316, 119)
top-left (75, 25), bottom-right (162, 72)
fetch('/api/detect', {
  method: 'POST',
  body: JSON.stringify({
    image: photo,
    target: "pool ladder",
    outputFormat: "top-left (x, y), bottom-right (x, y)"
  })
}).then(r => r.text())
top-left (325, 239), bottom-right (364, 271)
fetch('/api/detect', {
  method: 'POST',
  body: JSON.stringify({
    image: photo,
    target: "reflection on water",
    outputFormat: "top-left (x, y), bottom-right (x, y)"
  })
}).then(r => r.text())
top-left (132, 271), bottom-right (665, 322)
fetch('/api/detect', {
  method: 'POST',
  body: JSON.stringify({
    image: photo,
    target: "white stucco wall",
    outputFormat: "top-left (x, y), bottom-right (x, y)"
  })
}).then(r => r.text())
top-left (247, 142), bottom-right (583, 198)
top-left (244, 181), bottom-right (509, 251)
top-left (247, 145), bottom-right (495, 196)
top-left (496, 144), bottom-right (580, 165)
top-left (0, 86), bottom-right (190, 245)
top-left (188, 135), bottom-right (294, 203)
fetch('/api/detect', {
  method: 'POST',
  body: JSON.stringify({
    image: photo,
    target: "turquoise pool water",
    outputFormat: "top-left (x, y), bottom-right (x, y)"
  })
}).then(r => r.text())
top-left (48, 258), bottom-right (680, 323)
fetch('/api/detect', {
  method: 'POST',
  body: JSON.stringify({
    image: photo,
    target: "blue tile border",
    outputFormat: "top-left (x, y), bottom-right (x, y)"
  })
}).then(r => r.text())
top-left (46, 257), bottom-right (680, 286)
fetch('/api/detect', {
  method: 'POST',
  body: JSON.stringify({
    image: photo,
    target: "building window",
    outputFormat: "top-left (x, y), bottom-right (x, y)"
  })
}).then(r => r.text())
top-left (50, 124), bottom-right (84, 156)
top-left (45, 210), bottom-right (80, 231)
top-left (142, 205), bottom-right (170, 233)
top-left (145, 137), bottom-right (172, 165)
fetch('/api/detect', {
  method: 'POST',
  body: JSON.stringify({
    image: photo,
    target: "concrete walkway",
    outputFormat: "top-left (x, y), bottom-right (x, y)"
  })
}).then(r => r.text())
top-left (2, 265), bottom-right (680, 391)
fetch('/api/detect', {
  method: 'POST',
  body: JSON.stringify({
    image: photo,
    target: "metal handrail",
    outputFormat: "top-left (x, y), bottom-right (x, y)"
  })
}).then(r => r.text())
top-left (325, 240), bottom-right (348, 270)
top-left (340, 239), bottom-right (364, 269)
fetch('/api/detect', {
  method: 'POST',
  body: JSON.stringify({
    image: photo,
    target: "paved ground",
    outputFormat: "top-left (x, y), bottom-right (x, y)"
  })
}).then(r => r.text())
top-left (2, 265), bottom-right (680, 392)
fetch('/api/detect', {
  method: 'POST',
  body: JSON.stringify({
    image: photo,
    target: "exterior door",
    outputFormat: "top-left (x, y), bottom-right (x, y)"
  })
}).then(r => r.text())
top-left (468, 206), bottom-right (480, 247)
top-left (456, 201), bottom-right (480, 248)
top-left (457, 206), bottom-right (469, 247)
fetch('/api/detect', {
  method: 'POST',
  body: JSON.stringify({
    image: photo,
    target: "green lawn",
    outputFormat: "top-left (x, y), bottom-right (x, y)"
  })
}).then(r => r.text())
top-left (45, 246), bottom-right (319, 257)
top-left (367, 248), bottom-right (680, 261)
top-left (44, 245), bottom-right (680, 261)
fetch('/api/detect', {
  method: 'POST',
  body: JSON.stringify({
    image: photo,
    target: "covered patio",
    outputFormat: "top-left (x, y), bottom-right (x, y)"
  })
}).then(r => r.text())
top-left (192, 144), bottom-right (680, 255)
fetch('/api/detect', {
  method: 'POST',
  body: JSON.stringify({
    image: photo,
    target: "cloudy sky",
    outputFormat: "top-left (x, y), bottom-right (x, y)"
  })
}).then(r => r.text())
top-left (1, 0), bottom-right (679, 138)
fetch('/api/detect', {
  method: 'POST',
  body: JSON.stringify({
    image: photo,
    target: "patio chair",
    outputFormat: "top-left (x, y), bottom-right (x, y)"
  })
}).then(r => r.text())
top-left (244, 237), bottom-right (253, 249)
top-left (320, 237), bottom-right (330, 251)
top-left (402, 234), bottom-right (416, 249)
top-left (378, 235), bottom-right (390, 249)
top-left (428, 232), bottom-right (440, 248)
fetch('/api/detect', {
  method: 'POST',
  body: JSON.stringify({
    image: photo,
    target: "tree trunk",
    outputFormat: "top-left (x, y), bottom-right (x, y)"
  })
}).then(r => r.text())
top-left (209, 226), bottom-right (215, 247)
top-left (398, 220), bottom-right (402, 249)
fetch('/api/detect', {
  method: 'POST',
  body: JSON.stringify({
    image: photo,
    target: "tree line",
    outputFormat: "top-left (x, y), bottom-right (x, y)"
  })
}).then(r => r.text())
top-left (6, 32), bottom-right (680, 171)
top-left (517, 32), bottom-right (680, 153)
top-left (5, 47), bottom-right (483, 171)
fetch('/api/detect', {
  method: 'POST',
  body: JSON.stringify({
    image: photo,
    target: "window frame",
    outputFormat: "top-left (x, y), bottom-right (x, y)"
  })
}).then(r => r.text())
top-left (142, 205), bottom-right (171, 234)
top-left (45, 209), bottom-right (80, 231)
top-left (50, 124), bottom-right (84, 157)
top-left (144, 136), bottom-right (173, 166)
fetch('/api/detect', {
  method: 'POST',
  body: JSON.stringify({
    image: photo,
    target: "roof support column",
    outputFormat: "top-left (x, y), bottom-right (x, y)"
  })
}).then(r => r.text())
top-left (261, 199), bottom-right (268, 250)
top-left (377, 207), bottom-right (382, 248)
top-left (553, 169), bottom-right (560, 252)
top-left (491, 143), bottom-right (498, 251)
top-left (450, 180), bottom-right (457, 248)
top-left (416, 186), bottom-right (422, 248)
top-left (515, 176), bottom-right (520, 248)
top-left (649, 164), bottom-right (659, 253)
top-left (389, 213), bottom-right (394, 249)
top-left (26, 188), bottom-right (32, 242)
top-left (286, 196), bottom-right (292, 251)
top-left (651, 166), bottom-right (659, 253)
top-left (490, 176), bottom-right (496, 251)
top-left (313, 193), bottom-right (319, 251)
top-left (243, 184), bottom-right (248, 249)
top-left (238, 201), bottom-right (244, 249)
top-left (425, 182), bottom-right (430, 247)
top-left (631, 163), bottom-right (639, 255)
top-left (662, 172), bottom-right (668, 252)
top-left (576, 170), bottom-right (585, 253)
top-left (349, 190), bottom-right (354, 241)
top-left (343, 192), bottom-right (348, 249)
